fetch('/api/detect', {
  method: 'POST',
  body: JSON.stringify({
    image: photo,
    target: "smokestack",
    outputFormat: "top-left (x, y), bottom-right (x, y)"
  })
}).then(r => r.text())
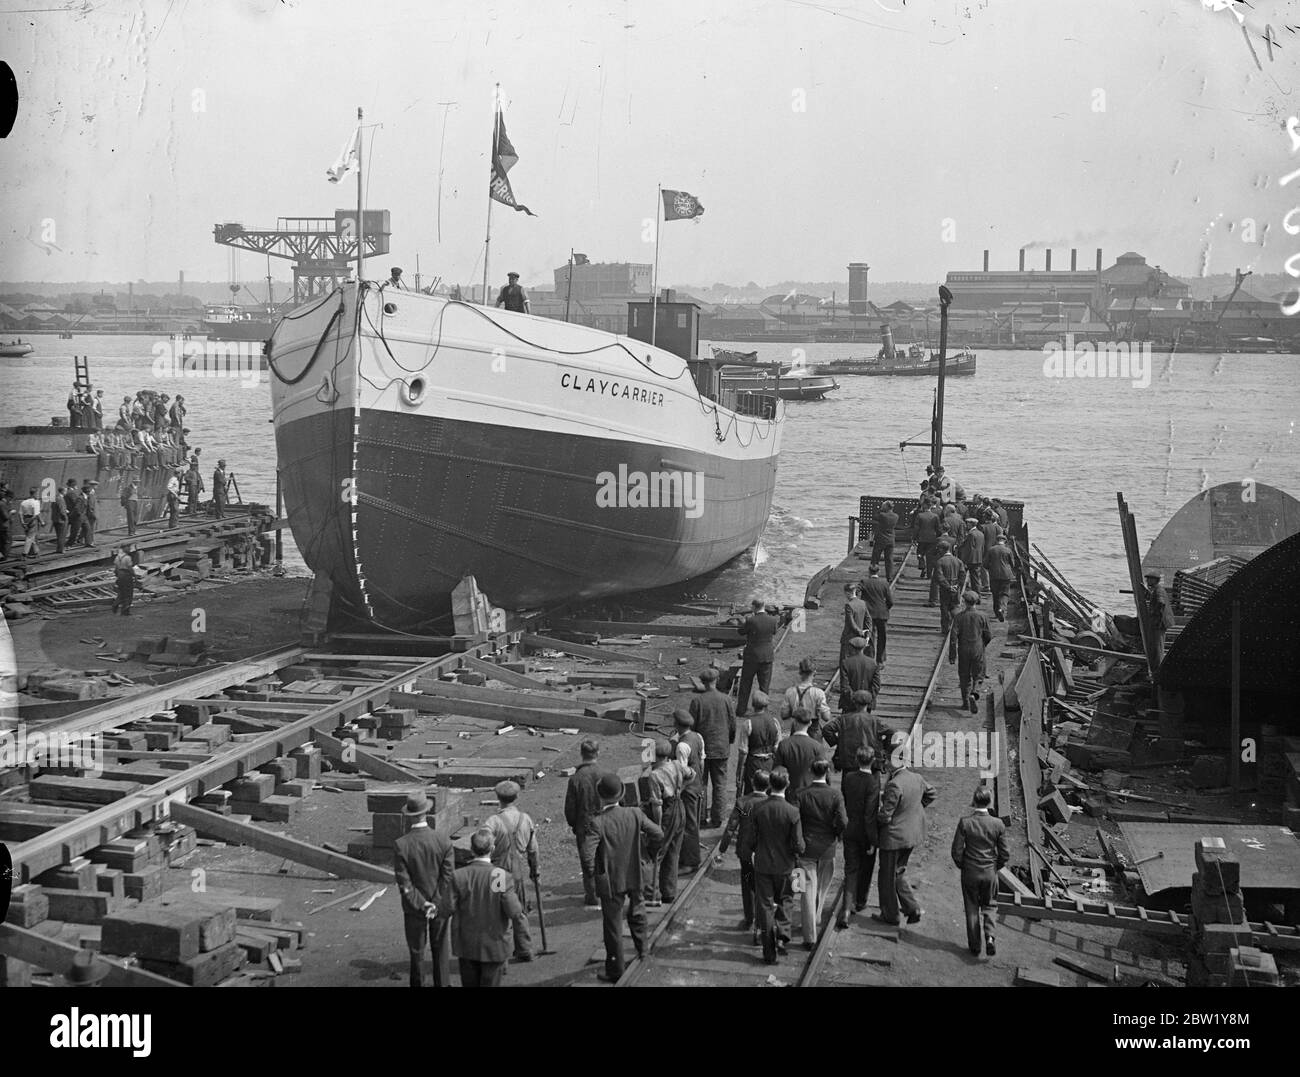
top-left (1096, 248), bottom-right (1103, 272)
top-left (1045, 250), bottom-right (1052, 271)
top-left (1070, 249), bottom-right (1077, 271)
top-left (983, 250), bottom-right (989, 272)
top-left (1019, 249), bottom-right (1025, 272)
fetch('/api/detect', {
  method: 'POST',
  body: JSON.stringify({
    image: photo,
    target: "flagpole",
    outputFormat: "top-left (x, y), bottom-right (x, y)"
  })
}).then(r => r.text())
top-left (356, 106), bottom-right (365, 284)
top-left (651, 184), bottom-right (662, 345)
top-left (564, 248), bottom-right (574, 323)
top-left (483, 86), bottom-right (500, 306)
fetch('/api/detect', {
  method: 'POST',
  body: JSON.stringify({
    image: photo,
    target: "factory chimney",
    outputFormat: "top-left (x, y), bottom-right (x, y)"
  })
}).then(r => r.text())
top-left (1070, 249), bottom-right (1077, 271)
top-left (1045, 250), bottom-right (1052, 272)
top-left (847, 262), bottom-right (871, 314)
top-left (983, 250), bottom-right (989, 272)
top-left (1019, 248), bottom-right (1025, 272)
top-left (1096, 248), bottom-right (1103, 272)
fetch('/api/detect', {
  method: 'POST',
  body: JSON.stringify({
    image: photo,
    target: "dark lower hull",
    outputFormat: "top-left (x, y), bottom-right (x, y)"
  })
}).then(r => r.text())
top-left (202, 320), bottom-right (274, 342)
top-left (277, 408), bottom-right (778, 627)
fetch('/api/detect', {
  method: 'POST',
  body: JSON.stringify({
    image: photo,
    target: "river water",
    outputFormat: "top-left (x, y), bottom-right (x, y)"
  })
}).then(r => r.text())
top-left (4, 335), bottom-right (1298, 617)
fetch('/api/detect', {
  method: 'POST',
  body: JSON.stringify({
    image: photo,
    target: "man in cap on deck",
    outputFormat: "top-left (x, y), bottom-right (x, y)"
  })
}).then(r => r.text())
top-left (592, 772), bottom-right (663, 982)
top-left (495, 271), bottom-right (530, 313)
top-left (484, 779), bottom-right (539, 962)
top-left (1144, 571), bottom-right (1175, 659)
top-left (392, 790), bottom-right (455, 987)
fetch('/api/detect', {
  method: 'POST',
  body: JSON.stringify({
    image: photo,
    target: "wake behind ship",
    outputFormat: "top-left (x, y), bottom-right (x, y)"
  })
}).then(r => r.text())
top-left (268, 283), bottom-right (783, 629)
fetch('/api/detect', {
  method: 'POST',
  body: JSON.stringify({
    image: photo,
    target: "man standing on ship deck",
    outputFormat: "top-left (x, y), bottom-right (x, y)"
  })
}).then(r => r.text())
top-left (495, 272), bottom-right (530, 313)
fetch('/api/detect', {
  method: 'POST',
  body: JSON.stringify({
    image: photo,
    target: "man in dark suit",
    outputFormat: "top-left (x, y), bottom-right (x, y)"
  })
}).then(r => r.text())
top-left (959, 518), bottom-right (987, 594)
top-left (773, 711), bottom-right (828, 801)
top-left (951, 786), bottom-right (1010, 956)
top-left (592, 773), bottom-right (663, 982)
top-left (838, 638), bottom-right (881, 712)
top-left (840, 583), bottom-right (869, 663)
top-left (718, 768), bottom-right (771, 938)
top-left (794, 758), bottom-right (846, 948)
top-left (838, 745), bottom-right (881, 927)
top-left (871, 500), bottom-right (898, 577)
top-left (859, 563), bottom-right (894, 664)
top-left (822, 690), bottom-right (888, 776)
top-left (950, 591), bottom-right (993, 714)
top-left (689, 666), bottom-right (736, 829)
top-left (740, 767), bottom-right (804, 964)
top-left (1145, 571), bottom-right (1175, 658)
top-left (913, 498), bottom-right (942, 584)
top-left (876, 737), bottom-right (937, 926)
top-left (448, 827), bottom-right (523, 987)
top-left (392, 791), bottom-right (455, 988)
top-left (564, 738), bottom-right (606, 909)
top-left (934, 539), bottom-right (967, 633)
top-left (737, 598), bottom-right (779, 715)
top-left (984, 534), bottom-right (1015, 622)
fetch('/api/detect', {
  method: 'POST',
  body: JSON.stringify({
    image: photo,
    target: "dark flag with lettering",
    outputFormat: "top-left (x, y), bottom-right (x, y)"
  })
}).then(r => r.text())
top-left (662, 189), bottom-right (704, 221)
top-left (491, 112), bottom-right (536, 217)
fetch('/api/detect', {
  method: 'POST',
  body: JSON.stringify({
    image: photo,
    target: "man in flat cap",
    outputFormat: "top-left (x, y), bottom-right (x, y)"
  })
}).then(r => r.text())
top-left (495, 271), bottom-right (530, 313)
top-left (959, 516), bottom-right (987, 595)
top-left (212, 458), bottom-right (229, 519)
top-left (485, 779), bottom-right (539, 962)
top-left (645, 738), bottom-right (693, 905)
top-left (933, 538), bottom-right (967, 634)
top-left (689, 665), bottom-right (736, 829)
top-left (838, 637), bottom-right (881, 713)
top-left (392, 790), bottom-right (455, 987)
top-left (671, 710), bottom-right (706, 871)
top-left (735, 690), bottom-right (780, 798)
top-left (80, 478), bottom-right (98, 546)
top-left (448, 827), bottom-right (523, 987)
top-left (592, 772), bottom-right (662, 982)
top-left (950, 591), bottom-right (992, 714)
top-left (1144, 570), bottom-right (1175, 660)
top-left (984, 533), bottom-right (1015, 621)
top-left (564, 738), bottom-right (606, 909)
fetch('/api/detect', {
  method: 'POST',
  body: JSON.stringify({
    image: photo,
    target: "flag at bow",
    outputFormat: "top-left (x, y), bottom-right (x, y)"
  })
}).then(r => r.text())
top-left (326, 126), bottom-right (361, 184)
top-left (490, 112), bottom-right (536, 216)
top-left (662, 189), bottom-right (704, 221)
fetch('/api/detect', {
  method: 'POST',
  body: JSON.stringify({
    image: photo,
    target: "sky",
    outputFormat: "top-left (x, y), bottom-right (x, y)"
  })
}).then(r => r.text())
top-left (2, 0), bottom-right (1298, 291)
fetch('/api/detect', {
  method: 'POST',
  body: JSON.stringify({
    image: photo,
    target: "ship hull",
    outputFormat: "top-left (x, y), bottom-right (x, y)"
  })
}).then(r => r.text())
top-left (270, 285), bottom-right (782, 627)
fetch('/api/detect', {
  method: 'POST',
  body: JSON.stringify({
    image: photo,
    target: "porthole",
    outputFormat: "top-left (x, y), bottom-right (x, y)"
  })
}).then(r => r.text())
top-left (383, 302), bottom-right (398, 315)
top-left (403, 377), bottom-right (426, 405)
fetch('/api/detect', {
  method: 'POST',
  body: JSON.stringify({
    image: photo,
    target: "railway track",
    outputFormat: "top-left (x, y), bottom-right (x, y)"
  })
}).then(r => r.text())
top-left (618, 541), bottom-right (956, 987)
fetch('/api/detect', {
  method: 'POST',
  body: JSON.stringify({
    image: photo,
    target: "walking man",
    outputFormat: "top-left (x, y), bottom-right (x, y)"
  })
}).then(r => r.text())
top-left (734, 690), bottom-right (780, 797)
top-left (50, 485), bottom-right (69, 554)
top-left (718, 768), bottom-right (771, 940)
top-left (165, 468), bottom-right (181, 529)
top-left (484, 780), bottom-right (539, 962)
top-left (563, 738), bottom-right (605, 910)
top-left (837, 638), bottom-right (881, 712)
top-left (837, 745), bottom-right (881, 928)
top-left (212, 459), bottom-right (229, 519)
top-left (984, 534), bottom-right (1015, 622)
top-left (823, 690), bottom-right (888, 777)
top-left (793, 758), bottom-right (846, 948)
top-left (184, 460), bottom-right (204, 514)
top-left (840, 583), bottom-right (869, 662)
top-left (950, 591), bottom-right (992, 714)
top-left (645, 739), bottom-right (692, 906)
top-left (871, 500), bottom-right (898, 577)
top-left (913, 498), bottom-right (942, 582)
top-left (736, 598), bottom-right (779, 715)
top-left (448, 828), bottom-right (523, 987)
top-left (772, 710), bottom-right (828, 801)
top-left (688, 666), bottom-right (735, 829)
top-left (875, 733), bottom-right (937, 927)
top-left (860, 563), bottom-right (894, 664)
top-left (671, 711), bottom-right (705, 871)
top-left (951, 786), bottom-right (1009, 957)
top-left (959, 517), bottom-right (987, 595)
top-left (592, 772), bottom-right (662, 982)
top-left (934, 539), bottom-right (967, 634)
top-left (740, 767), bottom-right (804, 964)
top-left (1145, 571), bottom-right (1175, 659)
top-left (392, 791), bottom-right (454, 988)
top-left (779, 657), bottom-right (831, 741)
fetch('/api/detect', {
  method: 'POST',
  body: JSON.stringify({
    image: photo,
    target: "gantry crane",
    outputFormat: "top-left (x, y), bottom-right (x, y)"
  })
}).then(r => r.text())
top-left (213, 210), bottom-right (392, 304)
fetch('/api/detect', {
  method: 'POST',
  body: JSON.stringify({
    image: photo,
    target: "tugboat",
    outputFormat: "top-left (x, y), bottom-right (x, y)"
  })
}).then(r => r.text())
top-left (0, 339), bottom-right (34, 358)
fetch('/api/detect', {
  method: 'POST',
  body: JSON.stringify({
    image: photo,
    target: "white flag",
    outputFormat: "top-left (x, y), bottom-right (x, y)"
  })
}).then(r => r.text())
top-left (326, 126), bottom-right (360, 183)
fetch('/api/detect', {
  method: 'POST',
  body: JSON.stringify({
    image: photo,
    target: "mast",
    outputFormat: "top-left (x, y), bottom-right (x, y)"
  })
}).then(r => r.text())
top-left (932, 285), bottom-right (952, 470)
top-left (564, 248), bottom-right (574, 322)
top-left (651, 184), bottom-right (662, 345)
top-left (355, 106), bottom-right (365, 284)
top-left (483, 86), bottom-right (500, 306)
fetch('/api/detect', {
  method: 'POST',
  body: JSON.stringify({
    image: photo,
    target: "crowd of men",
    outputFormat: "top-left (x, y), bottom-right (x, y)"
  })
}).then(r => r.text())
top-left (0, 382), bottom-right (238, 559)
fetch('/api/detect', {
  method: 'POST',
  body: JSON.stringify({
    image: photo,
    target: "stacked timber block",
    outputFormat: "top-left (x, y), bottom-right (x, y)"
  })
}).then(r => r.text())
top-left (101, 898), bottom-right (246, 986)
top-left (226, 770), bottom-right (300, 822)
top-left (349, 787), bottom-right (426, 861)
top-left (260, 755), bottom-right (314, 798)
top-left (29, 774), bottom-right (141, 806)
top-left (149, 635), bottom-right (209, 667)
top-left (1185, 837), bottom-right (1277, 987)
top-left (289, 743), bottom-right (323, 780)
top-left (372, 706), bottom-right (415, 741)
top-left (5, 884), bottom-right (50, 927)
top-left (32, 857), bottom-right (124, 924)
top-left (181, 722), bottom-right (231, 749)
